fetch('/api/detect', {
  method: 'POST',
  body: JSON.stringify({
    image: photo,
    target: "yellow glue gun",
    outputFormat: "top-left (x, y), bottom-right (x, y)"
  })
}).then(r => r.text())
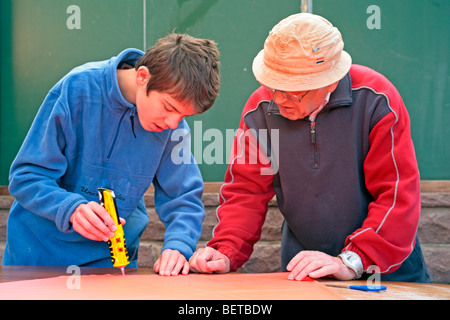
top-left (98, 187), bottom-right (129, 275)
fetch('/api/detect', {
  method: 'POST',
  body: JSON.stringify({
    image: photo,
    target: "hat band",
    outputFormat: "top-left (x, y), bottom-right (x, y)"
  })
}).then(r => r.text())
top-left (264, 53), bottom-right (341, 75)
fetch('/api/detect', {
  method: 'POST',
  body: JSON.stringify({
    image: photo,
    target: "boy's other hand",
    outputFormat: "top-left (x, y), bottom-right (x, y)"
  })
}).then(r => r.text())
top-left (70, 201), bottom-right (125, 242)
top-left (189, 247), bottom-right (230, 274)
top-left (153, 249), bottom-right (189, 276)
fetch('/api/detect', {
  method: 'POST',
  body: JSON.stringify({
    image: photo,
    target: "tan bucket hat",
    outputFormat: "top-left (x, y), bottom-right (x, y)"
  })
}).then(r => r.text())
top-left (252, 13), bottom-right (352, 91)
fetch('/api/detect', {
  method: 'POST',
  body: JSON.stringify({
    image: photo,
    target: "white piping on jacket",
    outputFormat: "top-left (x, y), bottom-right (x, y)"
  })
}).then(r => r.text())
top-left (346, 86), bottom-right (416, 274)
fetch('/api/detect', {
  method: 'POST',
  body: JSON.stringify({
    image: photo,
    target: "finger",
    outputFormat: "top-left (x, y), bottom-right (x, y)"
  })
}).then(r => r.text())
top-left (181, 261), bottom-right (190, 275)
top-left (75, 203), bottom-right (115, 238)
top-left (196, 249), bottom-right (214, 273)
top-left (308, 264), bottom-right (338, 279)
top-left (72, 216), bottom-right (106, 241)
top-left (293, 259), bottom-right (324, 281)
top-left (86, 214), bottom-right (117, 240)
top-left (157, 255), bottom-right (168, 276)
top-left (81, 230), bottom-right (105, 242)
top-left (171, 255), bottom-right (187, 276)
top-left (189, 249), bottom-right (210, 273)
top-left (286, 251), bottom-right (307, 271)
top-left (287, 254), bottom-right (309, 279)
top-left (74, 225), bottom-right (104, 241)
top-left (158, 249), bottom-right (175, 276)
top-left (87, 214), bottom-right (115, 239)
top-left (153, 258), bottom-right (160, 273)
top-left (288, 254), bottom-right (316, 280)
top-left (72, 212), bottom-right (110, 242)
top-left (164, 253), bottom-right (181, 276)
top-left (291, 266), bottom-right (312, 281)
top-left (188, 252), bottom-right (200, 273)
top-left (89, 202), bottom-right (118, 233)
top-left (206, 259), bottom-right (228, 273)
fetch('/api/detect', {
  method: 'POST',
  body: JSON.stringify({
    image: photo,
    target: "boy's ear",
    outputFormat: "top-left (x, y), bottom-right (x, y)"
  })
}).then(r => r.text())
top-left (136, 66), bottom-right (151, 86)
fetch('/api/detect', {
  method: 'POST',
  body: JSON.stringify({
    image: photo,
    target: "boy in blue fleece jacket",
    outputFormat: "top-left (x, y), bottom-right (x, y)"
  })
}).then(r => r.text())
top-left (3, 33), bottom-right (220, 276)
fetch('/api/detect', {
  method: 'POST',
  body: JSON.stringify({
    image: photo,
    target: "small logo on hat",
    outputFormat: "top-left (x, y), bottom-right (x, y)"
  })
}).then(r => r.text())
top-left (316, 57), bottom-right (325, 64)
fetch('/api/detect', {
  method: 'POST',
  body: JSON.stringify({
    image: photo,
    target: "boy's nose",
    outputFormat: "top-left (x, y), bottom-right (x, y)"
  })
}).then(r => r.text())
top-left (165, 114), bottom-right (183, 129)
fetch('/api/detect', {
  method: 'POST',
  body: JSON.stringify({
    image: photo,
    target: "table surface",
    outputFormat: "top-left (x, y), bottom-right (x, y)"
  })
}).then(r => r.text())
top-left (0, 266), bottom-right (449, 300)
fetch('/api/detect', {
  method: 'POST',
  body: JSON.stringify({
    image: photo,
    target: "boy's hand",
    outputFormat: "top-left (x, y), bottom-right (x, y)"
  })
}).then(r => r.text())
top-left (153, 249), bottom-right (189, 276)
top-left (189, 247), bottom-right (230, 274)
top-left (70, 201), bottom-right (125, 242)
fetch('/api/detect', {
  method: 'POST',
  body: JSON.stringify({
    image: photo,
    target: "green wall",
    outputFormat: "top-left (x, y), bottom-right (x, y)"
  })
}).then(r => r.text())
top-left (313, 0), bottom-right (450, 181)
top-left (1, 0), bottom-right (449, 185)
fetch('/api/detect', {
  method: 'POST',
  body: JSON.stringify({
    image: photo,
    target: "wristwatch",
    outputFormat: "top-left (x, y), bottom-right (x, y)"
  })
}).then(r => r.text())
top-left (338, 251), bottom-right (363, 279)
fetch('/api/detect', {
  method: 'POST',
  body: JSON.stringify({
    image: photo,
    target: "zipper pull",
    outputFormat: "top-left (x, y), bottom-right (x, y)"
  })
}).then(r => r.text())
top-left (310, 121), bottom-right (316, 144)
top-left (130, 107), bottom-right (137, 138)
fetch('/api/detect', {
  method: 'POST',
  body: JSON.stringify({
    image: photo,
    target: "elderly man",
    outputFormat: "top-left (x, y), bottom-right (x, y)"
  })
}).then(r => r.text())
top-left (190, 13), bottom-right (430, 282)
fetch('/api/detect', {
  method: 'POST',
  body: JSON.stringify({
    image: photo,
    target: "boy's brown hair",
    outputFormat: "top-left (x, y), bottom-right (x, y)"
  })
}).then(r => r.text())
top-left (135, 33), bottom-right (220, 114)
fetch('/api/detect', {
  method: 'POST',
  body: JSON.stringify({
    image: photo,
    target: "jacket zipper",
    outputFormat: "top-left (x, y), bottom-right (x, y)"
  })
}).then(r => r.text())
top-left (130, 106), bottom-right (137, 138)
top-left (310, 121), bottom-right (319, 168)
top-left (267, 102), bottom-right (320, 168)
top-left (106, 108), bottom-right (137, 161)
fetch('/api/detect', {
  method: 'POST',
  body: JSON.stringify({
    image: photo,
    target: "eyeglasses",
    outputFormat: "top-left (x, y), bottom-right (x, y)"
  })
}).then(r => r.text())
top-left (262, 85), bottom-right (310, 103)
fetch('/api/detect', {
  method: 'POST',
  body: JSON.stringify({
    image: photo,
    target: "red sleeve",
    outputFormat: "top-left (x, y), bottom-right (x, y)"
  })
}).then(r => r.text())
top-left (344, 70), bottom-right (421, 274)
top-left (207, 89), bottom-right (276, 271)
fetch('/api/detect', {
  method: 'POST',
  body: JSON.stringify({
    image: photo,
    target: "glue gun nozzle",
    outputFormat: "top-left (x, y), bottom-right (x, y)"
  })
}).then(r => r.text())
top-left (120, 267), bottom-right (125, 276)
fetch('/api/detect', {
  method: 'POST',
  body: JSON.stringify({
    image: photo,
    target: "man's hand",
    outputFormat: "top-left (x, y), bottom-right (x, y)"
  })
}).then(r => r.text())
top-left (189, 247), bottom-right (231, 274)
top-left (286, 250), bottom-right (357, 281)
top-left (154, 249), bottom-right (189, 276)
top-left (70, 201), bottom-right (125, 242)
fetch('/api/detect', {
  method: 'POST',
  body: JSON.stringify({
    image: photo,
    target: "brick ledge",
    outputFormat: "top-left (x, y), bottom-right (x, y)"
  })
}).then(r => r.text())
top-left (1, 180), bottom-right (449, 196)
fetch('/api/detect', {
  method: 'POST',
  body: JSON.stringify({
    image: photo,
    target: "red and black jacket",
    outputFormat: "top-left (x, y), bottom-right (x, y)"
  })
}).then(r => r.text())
top-left (208, 65), bottom-right (429, 281)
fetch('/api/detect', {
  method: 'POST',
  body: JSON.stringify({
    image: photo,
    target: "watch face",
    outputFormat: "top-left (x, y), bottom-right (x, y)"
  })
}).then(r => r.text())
top-left (340, 252), bottom-right (363, 279)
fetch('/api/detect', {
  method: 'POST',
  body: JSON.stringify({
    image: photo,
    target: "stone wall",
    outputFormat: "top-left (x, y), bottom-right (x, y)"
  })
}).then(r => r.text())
top-left (1, 185), bottom-right (449, 283)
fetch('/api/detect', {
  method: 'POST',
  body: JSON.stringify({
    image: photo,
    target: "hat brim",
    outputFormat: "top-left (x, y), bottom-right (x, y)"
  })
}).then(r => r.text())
top-left (252, 49), bottom-right (352, 91)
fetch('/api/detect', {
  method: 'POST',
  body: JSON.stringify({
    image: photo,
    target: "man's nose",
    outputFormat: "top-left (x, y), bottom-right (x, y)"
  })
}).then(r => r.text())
top-left (272, 92), bottom-right (290, 105)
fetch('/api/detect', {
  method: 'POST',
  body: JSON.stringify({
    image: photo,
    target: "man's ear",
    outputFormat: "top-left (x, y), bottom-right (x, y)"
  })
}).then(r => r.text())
top-left (136, 66), bottom-right (151, 86)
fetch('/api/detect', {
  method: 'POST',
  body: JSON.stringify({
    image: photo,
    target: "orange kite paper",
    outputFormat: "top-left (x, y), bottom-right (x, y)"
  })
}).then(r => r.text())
top-left (0, 272), bottom-right (344, 300)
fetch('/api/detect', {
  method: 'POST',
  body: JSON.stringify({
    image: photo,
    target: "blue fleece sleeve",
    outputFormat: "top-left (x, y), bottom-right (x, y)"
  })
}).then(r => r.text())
top-left (152, 122), bottom-right (205, 259)
top-left (8, 91), bottom-right (88, 232)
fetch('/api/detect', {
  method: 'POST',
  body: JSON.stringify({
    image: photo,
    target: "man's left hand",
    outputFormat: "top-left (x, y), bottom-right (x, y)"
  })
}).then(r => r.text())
top-left (286, 250), bottom-right (357, 281)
